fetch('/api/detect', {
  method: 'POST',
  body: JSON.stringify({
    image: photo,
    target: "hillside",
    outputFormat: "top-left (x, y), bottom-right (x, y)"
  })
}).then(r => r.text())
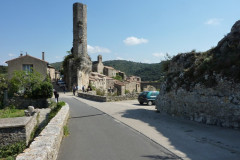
top-left (103, 60), bottom-right (167, 81)
top-left (164, 20), bottom-right (240, 92)
top-left (51, 60), bottom-right (168, 81)
top-left (50, 62), bottom-right (62, 71)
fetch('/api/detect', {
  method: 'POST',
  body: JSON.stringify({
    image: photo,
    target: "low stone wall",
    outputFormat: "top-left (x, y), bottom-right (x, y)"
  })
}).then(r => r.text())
top-left (16, 103), bottom-right (69, 160)
top-left (0, 111), bottom-right (39, 147)
top-left (106, 93), bottom-right (139, 101)
top-left (78, 92), bottom-right (139, 102)
top-left (78, 92), bottom-right (107, 102)
top-left (8, 97), bottom-right (50, 109)
top-left (156, 80), bottom-right (240, 128)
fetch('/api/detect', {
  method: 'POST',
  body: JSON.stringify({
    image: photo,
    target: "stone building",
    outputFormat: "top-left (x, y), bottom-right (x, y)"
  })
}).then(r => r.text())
top-left (89, 72), bottom-right (107, 90)
top-left (92, 55), bottom-right (104, 74)
top-left (125, 76), bottom-right (141, 92)
top-left (47, 65), bottom-right (56, 81)
top-left (103, 66), bottom-right (117, 77)
top-left (6, 52), bottom-right (55, 80)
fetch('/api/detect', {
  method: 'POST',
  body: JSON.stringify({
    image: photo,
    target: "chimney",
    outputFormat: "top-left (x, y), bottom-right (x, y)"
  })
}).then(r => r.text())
top-left (42, 52), bottom-right (45, 61)
top-left (20, 53), bottom-right (23, 57)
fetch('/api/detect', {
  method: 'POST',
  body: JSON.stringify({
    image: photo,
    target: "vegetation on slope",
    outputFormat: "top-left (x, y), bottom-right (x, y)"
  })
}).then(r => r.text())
top-left (51, 60), bottom-right (168, 81)
top-left (103, 60), bottom-right (168, 81)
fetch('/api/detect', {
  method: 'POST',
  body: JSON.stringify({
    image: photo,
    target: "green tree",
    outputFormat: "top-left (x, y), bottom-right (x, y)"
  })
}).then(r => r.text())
top-left (8, 70), bottom-right (53, 99)
top-left (0, 74), bottom-right (8, 108)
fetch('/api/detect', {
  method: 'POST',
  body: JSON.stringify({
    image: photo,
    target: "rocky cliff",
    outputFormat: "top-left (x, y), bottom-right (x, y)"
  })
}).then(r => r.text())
top-left (156, 20), bottom-right (240, 128)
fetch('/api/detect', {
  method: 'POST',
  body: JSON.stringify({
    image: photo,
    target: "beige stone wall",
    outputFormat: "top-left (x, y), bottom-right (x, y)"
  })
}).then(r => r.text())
top-left (78, 70), bottom-right (90, 89)
top-left (7, 56), bottom-right (47, 79)
top-left (47, 67), bottom-right (55, 81)
top-left (114, 83), bottom-right (125, 95)
top-left (104, 67), bottom-right (117, 77)
top-left (125, 82), bottom-right (141, 93)
top-left (90, 77), bottom-right (106, 90)
top-left (106, 79), bottom-right (115, 89)
top-left (93, 62), bottom-right (104, 74)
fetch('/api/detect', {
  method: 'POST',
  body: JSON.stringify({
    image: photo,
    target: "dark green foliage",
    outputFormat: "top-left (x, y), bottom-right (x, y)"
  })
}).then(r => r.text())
top-left (112, 73), bottom-right (123, 81)
top-left (8, 70), bottom-right (53, 99)
top-left (62, 54), bottom-right (74, 72)
top-left (0, 74), bottom-right (7, 108)
top-left (32, 81), bottom-right (53, 99)
top-left (96, 89), bottom-right (105, 96)
top-left (0, 141), bottom-right (26, 159)
top-left (48, 101), bottom-right (65, 120)
top-left (103, 60), bottom-right (167, 81)
top-left (0, 65), bottom-right (7, 74)
top-left (50, 62), bottom-right (62, 71)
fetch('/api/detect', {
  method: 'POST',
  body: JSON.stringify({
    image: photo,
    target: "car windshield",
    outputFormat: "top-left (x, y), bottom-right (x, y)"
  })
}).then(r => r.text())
top-left (141, 92), bottom-right (149, 96)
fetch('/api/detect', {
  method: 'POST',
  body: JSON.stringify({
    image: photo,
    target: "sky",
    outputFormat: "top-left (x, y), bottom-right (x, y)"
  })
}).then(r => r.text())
top-left (0, 0), bottom-right (240, 65)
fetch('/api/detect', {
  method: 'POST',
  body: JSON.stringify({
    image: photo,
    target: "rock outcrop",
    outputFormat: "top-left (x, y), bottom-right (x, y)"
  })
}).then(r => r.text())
top-left (156, 20), bottom-right (240, 128)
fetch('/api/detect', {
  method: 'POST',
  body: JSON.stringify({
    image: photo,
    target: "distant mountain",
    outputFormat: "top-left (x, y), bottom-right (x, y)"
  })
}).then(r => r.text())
top-left (51, 60), bottom-right (167, 81)
top-left (103, 60), bottom-right (167, 81)
top-left (50, 62), bottom-right (62, 71)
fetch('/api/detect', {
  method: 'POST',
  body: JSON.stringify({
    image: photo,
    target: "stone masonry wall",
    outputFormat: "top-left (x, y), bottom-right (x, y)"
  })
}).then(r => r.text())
top-left (16, 104), bottom-right (69, 160)
top-left (156, 79), bottom-right (240, 128)
top-left (0, 111), bottom-right (39, 147)
top-left (78, 92), bottom-right (139, 102)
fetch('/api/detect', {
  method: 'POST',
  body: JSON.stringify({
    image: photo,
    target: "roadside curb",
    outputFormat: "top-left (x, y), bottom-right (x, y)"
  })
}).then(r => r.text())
top-left (16, 103), bottom-right (69, 160)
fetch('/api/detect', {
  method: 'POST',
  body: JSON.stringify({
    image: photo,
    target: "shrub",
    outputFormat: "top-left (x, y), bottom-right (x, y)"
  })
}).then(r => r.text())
top-left (8, 70), bottom-right (53, 99)
top-left (96, 89), bottom-right (105, 96)
top-left (0, 141), bottom-right (26, 159)
top-left (125, 90), bottom-right (130, 94)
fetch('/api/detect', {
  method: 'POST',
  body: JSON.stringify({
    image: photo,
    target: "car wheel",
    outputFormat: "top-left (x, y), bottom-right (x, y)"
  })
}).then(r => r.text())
top-left (140, 102), bottom-right (144, 105)
top-left (147, 101), bottom-right (152, 106)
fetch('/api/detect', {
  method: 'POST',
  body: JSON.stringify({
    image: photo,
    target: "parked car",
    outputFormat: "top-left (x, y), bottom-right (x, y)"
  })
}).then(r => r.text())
top-left (57, 80), bottom-right (65, 86)
top-left (138, 91), bottom-right (159, 105)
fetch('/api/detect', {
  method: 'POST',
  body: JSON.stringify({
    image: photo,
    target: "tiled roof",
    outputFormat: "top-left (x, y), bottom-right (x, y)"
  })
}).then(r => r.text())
top-left (5, 54), bottom-right (48, 63)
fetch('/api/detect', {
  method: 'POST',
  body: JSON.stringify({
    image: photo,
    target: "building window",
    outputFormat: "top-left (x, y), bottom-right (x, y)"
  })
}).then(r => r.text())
top-left (22, 64), bottom-right (33, 73)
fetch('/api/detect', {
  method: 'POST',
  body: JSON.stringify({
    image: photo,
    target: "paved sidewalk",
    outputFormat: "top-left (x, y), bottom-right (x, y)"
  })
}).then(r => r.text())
top-left (59, 92), bottom-right (240, 160)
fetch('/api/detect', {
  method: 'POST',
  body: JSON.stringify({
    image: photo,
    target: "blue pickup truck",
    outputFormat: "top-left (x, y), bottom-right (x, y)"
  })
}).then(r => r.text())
top-left (138, 91), bottom-right (159, 105)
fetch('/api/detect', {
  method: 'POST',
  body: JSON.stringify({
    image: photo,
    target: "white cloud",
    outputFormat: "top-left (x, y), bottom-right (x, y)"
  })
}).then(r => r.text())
top-left (152, 52), bottom-right (165, 59)
top-left (142, 59), bottom-right (151, 63)
top-left (55, 56), bottom-right (63, 59)
top-left (116, 57), bottom-right (124, 60)
top-left (205, 18), bottom-right (223, 25)
top-left (123, 36), bottom-right (148, 46)
top-left (8, 53), bottom-right (16, 57)
top-left (87, 45), bottom-right (111, 54)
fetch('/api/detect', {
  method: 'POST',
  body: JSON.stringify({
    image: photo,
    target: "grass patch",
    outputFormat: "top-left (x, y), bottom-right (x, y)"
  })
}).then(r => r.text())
top-left (63, 125), bottom-right (69, 137)
top-left (48, 101), bottom-right (65, 120)
top-left (0, 141), bottom-right (26, 159)
top-left (0, 108), bottom-right (25, 118)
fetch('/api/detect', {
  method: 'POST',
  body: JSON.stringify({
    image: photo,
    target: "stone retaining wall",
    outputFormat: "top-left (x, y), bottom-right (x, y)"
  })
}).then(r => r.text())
top-left (8, 97), bottom-right (50, 109)
top-left (78, 92), bottom-right (139, 102)
top-left (78, 92), bottom-right (107, 102)
top-left (0, 111), bottom-right (39, 147)
top-left (156, 80), bottom-right (240, 128)
top-left (16, 103), bottom-right (69, 160)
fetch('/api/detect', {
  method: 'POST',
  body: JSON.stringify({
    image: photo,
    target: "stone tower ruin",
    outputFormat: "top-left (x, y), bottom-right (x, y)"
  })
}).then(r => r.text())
top-left (65, 3), bottom-right (92, 89)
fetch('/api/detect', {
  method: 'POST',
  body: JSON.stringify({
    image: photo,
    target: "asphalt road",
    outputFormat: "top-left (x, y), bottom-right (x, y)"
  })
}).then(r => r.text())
top-left (57, 97), bottom-right (180, 160)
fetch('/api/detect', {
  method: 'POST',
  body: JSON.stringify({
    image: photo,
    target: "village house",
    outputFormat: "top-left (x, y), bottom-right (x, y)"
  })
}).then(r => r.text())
top-left (89, 55), bottom-right (141, 95)
top-left (6, 52), bottom-right (56, 81)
